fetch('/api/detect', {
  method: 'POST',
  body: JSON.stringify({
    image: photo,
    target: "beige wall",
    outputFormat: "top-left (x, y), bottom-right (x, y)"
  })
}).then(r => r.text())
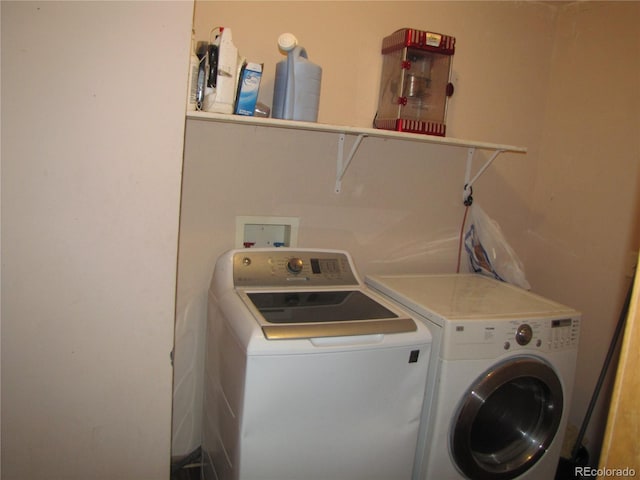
top-left (527, 1), bottom-right (640, 461)
top-left (173, 0), bottom-right (640, 467)
top-left (1, 1), bottom-right (193, 478)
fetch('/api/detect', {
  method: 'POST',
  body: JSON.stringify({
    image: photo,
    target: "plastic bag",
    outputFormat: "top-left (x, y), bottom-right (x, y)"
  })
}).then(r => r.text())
top-left (464, 203), bottom-right (531, 290)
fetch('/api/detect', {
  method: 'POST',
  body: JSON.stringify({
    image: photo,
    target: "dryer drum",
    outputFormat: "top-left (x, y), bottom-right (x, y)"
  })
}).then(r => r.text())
top-left (450, 357), bottom-right (564, 480)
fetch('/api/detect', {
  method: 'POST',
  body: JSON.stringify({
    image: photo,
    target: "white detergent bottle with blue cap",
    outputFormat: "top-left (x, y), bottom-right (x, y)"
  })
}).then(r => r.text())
top-left (272, 33), bottom-right (322, 122)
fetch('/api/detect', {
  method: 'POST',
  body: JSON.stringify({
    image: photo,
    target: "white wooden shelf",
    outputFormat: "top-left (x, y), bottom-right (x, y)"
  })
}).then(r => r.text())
top-left (186, 111), bottom-right (527, 202)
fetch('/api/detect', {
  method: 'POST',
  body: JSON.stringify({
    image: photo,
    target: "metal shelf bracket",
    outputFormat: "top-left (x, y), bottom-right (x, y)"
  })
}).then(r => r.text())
top-left (335, 133), bottom-right (368, 193)
top-left (463, 147), bottom-right (506, 205)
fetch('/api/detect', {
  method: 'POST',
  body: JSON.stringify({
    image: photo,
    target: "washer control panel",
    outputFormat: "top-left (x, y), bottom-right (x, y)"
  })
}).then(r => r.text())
top-left (234, 250), bottom-right (359, 287)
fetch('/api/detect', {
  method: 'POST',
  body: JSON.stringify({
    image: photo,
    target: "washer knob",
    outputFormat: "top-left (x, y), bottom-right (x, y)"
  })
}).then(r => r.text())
top-left (287, 257), bottom-right (304, 274)
top-left (515, 324), bottom-right (533, 346)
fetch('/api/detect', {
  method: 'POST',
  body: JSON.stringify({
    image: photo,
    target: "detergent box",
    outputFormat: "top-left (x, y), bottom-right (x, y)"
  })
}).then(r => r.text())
top-left (235, 62), bottom-right (263, 116)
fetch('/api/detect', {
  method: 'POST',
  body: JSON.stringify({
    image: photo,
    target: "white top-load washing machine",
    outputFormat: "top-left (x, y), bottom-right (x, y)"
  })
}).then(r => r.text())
top-left (203, 249), bottom-right (432, 480)
top-left (365, 273), bottom-right (581, 480)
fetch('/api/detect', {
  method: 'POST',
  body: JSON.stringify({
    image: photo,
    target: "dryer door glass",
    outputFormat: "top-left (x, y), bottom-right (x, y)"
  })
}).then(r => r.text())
top-left (451, 357), bottom-right (563, 480)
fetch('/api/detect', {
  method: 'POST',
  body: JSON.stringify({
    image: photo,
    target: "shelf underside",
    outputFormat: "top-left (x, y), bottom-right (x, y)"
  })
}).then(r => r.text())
top-left (186, 111), bottom-right (527, 154)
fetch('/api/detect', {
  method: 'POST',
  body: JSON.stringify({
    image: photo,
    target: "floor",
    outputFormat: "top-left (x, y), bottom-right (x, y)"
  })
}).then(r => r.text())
top-left (168, 448), bottom-right (582, 480)
top-left (171, 447), bottom-right (202, 480)
top-left (171, 465), bottom-right (201, 480)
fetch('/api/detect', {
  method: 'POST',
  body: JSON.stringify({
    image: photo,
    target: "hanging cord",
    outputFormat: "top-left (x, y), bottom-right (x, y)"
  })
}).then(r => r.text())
top-left (456, 204), bottom-right (471, 273)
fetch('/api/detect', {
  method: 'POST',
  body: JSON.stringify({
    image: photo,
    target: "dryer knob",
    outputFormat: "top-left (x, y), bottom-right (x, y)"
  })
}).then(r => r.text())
top-left (515, 323), bottom-right (533, 346)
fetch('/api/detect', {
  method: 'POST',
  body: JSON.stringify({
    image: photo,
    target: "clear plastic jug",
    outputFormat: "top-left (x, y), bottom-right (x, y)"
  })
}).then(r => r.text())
top-left (272, 33), bottom-right (322, 122)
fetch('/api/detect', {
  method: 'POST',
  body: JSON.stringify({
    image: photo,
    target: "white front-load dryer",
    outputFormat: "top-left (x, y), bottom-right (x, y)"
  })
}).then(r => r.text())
top-left (366, 273), bottom-right (581, 480)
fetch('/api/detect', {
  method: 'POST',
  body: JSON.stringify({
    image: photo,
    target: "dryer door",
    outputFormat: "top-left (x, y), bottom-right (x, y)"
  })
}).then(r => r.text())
top-left (450, 357), bottom-right (563, 480)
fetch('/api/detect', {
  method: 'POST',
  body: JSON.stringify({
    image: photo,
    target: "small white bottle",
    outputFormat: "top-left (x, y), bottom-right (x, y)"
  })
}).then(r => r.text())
top-left (186, 29), bottom-right (199, 111)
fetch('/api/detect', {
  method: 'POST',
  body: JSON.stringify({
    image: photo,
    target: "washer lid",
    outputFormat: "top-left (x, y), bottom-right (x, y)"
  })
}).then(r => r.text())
top-left (245, 290), bottom-right (417, 340)
top-left (366, 274), bottom-right (579, 322)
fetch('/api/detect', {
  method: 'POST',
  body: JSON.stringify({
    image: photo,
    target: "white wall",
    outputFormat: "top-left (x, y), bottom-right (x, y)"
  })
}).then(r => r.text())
top-left (1, 1), bottom-right (193, 478)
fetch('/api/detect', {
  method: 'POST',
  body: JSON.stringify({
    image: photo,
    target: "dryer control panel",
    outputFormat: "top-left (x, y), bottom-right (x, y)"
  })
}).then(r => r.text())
top-left (445, 317), bottom-right (581, 360)
top-left (503, 318), bottom-right (580, 352)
